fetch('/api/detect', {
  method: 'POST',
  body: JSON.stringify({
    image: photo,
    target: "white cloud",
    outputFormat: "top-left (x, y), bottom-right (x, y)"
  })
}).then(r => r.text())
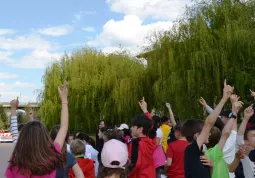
top-left (82, 27), bottom-right (96, 32)
top-left (38, 24), bottom-right (73, 36)
top-left (0, 73), bottom-right (19, 79)
top-left (106, 0), bottom-right (192, 21)
top-left (12, 50), bottom-right (62, 69)
top-left (0, 35), bottom-right (56, 50)
top-left (87, 15), bottom-right (172, 54)
top-left (0, 29), bottom-right (15, 35)
top-left (0, 51), bottom-right (13, 63)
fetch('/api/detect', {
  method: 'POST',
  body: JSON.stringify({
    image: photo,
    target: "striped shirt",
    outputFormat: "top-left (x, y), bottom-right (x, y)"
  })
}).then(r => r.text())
top-left (10, 116), bottom-right (19, 144)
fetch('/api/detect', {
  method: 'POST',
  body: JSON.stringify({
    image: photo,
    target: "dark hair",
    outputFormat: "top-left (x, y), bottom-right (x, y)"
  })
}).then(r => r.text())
top-left (18, 124), bottom-right (25, 132)
top-left (9, 121), bottom-right (64, 175)
top-left (88, 137), bottom-right (96, 148)
top-left (174, 122), bottom-right (183, 132)
top-left (50, 125), bottom-right (68, 164)
top-left (71, 139), bottom-right (85, 155)
top-left (206, 126), bottom-right (221, 149)
top-left (131, 114), bottom-right (152, 136)
top-left (76, 132), bottom-right (90, 143)
top-left (149, 116), bottom-right (161, 139)
top-left (103, 129), bottom-right (124, 142)
top-left (161, 116), bottom-right (169, 123)
top-left (100, 166), bottom-right (128, 178)
top-left (182, 120), bottom-right (203, 143)
top-left (244, 127), bottom-right (255, 140)
top-left (174, 115), bottom-right (180, 123)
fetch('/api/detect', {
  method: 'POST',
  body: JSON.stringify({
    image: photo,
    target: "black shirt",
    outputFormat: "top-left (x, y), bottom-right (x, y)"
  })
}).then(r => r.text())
top-left (184, 141), bottom-right (211, 178)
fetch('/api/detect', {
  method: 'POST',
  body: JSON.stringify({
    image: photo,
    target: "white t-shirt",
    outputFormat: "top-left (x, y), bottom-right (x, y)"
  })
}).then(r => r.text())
top-left (223, 130), bottom-right (237, 178)
top-left (85, 144), bottom-right (99, 177)
top-left (237, 135), bottom-right (254, 178)
top-left (156, 128), bottom-right (163, 145)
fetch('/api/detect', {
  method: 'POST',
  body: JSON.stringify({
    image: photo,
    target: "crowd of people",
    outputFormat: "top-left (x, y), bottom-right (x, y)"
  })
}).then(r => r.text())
top-left (4, 80), bottom-right (255, 178)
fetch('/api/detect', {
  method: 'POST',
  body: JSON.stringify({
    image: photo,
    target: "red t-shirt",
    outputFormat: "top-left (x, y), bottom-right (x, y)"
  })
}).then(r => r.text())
top-left (166, 140), bottom-right (189, 178)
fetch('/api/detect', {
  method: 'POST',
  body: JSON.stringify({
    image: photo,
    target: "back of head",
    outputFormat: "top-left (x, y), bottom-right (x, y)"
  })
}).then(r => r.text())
top-left (131, 114), bottom-right (152, 136)
top-left (161, 116), bottom-right (169, 123)
top-left (104, 129), bottom-right (124, 142)
top-left (18, 124), bottom-right (25, 132)
top-left (100, 139), bottom-right (128, 178)
top-left (71, 139), bottom-right (85, 156)
top-left (76, 132), bottom-right (90, 143)
top-left (10, 121), bottom-right (64, 175)
top-left (182, 120), bottom-right (203, 143)
top-left (149, 116), bottom-right (161, 139)
top-left (206, 126), bottom-right (221, 149)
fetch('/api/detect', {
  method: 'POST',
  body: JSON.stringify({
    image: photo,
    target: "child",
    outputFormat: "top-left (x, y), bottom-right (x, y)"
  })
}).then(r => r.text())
top-left (184, 80), bottom-right (234, 178)
top-left (5, 81), bottom-right (69, 178)
top-left (165, 122), bottom-right (189, 178)
top-left (128, 97), bottom-right (156, 178)
top-left (100, 139), bottom-right (129, 178)
top-left (69, 139), bottom-right (95, 178)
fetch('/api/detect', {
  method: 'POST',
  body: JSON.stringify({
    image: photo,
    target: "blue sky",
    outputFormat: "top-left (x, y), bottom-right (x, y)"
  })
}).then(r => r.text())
top-left (0, 0), bottom-right (191, 103)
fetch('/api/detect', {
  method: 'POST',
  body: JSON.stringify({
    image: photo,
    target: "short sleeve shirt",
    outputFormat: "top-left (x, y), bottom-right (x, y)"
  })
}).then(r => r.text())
top-left (156, 128), bottom-right (163, 145)
top-left (206, 144), bottom-right (229, 178)
top-left (56, 152), bottom-right (77, 178)
top-left (184, 141), bottom-right (211, 178)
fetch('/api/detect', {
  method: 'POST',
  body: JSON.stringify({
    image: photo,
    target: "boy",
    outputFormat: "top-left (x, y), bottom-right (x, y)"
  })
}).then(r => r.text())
top-left (165, 122), bottom-right (189, 178)
top-left (128, 97), bottom-right (156, 178)
top-left (69, 139), bottom-right (95, 178)
top-left (184, 80), bottom-right (234, 178)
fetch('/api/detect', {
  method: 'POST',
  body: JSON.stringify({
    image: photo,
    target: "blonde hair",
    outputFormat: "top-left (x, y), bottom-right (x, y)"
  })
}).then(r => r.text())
top-left (70, 139), bottom-right (85, 155)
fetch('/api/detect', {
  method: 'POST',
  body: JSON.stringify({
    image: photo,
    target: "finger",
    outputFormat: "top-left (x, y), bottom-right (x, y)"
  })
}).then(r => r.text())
top-left (250, 89), bottom-right (253, 93)
top-left (224, 79), bottom-right (227, 87)
top-left (142, 96), bottom-right (145, 101)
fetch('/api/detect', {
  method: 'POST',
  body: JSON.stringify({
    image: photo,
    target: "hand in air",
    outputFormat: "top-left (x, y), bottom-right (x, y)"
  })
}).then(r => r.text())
top-left (10, 97), bottom-right (19, 110)
top-left (166, 103), bottom-right (171, 109)
top-left (244, 106), bottom-right (254, 120)
top-left (223, 79), bottom-right (234, 100)
top-left (138, 97), bottom-right (148, 113)
top-left (58, 80), bottom-right (68, 102)
top-left (199, 97), bottom-right (207, 107)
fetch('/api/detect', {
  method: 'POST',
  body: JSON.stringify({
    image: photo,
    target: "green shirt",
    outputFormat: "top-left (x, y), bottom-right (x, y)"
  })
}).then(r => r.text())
top-left (206, 144), bottom-right (230, 178)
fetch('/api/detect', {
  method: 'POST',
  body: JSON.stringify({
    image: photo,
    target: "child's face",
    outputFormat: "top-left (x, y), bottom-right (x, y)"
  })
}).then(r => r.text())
top-left (131, 125), bottom-right (142, 138)
top-left (68, 136), bottom-right (74, 144)
top-left (246, 130), bottom-right (255, 148)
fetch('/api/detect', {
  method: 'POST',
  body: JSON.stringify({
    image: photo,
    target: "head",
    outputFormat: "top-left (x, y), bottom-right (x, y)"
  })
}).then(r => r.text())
top-left (206, 126), bottom-right (221, 149)
top-left (131, 114), bottom-right (152, 138)
top-left (148, 116), bottom-right (161, 139)
top-left (100, 139), bottom-right (128, 178)
top-left (71, 139), bottom-right (86, 156)
top-left (103, 129), bottom-right (124, 143)
top-left (76, 132), bottom-right (90, 145)
top-left (220, 110), bottom-right (232, 125)
top-left (174, 122), bottom-right (184, 140)
top-left (244, 127), bottom-right (255, 148)
top-left (99, 120), bottom-right (105, 129)
top-left (118, 123), bottom-right (130, 138)
top-left (161, 116), bottom-right (169, 125)
top-left (18, 124), bottom-right (25, 134)
top-left (98, 127), bottom-right (108, 139)
top-left (68, 134), bottom-right (74, 144)
top-left (9, 121), bottom-right (64, 175)
top-left (182, 120), bottom-right (203, 143)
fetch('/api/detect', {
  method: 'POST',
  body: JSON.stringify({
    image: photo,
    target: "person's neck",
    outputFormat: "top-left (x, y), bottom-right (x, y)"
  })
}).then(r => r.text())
top-left (178, 136), bottom-right (187, 141)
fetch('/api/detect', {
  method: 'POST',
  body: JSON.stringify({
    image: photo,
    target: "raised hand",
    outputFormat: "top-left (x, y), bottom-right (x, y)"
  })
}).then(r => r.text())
top-left (230, 94), bottom-right (240, 104)
top-left (244, 106), bottom-right (254, 120)
top-left (250, 89), bottom-right (255, 98)
top-left (223, 79), bottom-right (234, 100)
top-left (58, 81), bottom-right (68, 102)
top-left (199, 97), bottom-right (207, 107)
top-left (231, 100), bottom-right (243, 115)
top-left (10, 97), bottom-right (19, 110)
top-left (138, 97), bottom-right (148, 113)
top-left (166, 103), bottom-right (171, 109)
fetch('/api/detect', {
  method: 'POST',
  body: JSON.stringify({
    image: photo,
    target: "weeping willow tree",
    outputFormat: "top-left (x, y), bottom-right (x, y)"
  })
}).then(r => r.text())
top-left (0, 105), bottom-right (8, 129)
top-left (40, 49), bottom-right (148, 132)
top-left (142, 0), bottom-right (255, 120)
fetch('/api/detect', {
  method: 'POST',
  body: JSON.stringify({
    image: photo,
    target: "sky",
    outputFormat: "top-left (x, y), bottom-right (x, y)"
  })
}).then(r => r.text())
top-left (0, 0), bottom-right (192, 103)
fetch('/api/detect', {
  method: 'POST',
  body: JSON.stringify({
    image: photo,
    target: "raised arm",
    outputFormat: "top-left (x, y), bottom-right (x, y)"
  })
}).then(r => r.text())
top-left (197, 80), bottom-right (233, 148)
top-left (54, 81), bottom-right (69, 149)
top-left (138, 97), bottom-right (152, 120)
top-left (199, 97), bottom-right (214, 114)
top-left (238, 106), bottom-right (254, 136)
top-left (166, 103), bottom-right (176, 127)
top-left (10, 98), bottom-right (19, 144)
top-left (218, 97), bottom-right (243, 150)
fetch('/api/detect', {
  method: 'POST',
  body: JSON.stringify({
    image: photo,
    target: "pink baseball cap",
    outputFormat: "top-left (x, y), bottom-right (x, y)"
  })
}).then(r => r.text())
top-left (101, 139), bottom-right (128, 169)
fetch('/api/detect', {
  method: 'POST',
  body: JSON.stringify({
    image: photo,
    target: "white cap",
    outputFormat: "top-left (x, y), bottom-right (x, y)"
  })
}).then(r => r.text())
top-left (117, 123), bottom-right (129, 130)
top-left (101, 139), bottom-right (128, 169)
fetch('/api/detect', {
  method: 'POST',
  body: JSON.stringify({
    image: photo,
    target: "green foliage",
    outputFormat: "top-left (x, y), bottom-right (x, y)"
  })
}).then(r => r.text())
top-left (0, 105), bottom-right (8, 129)
top-left (40, 49), bottom-right (148, 132)
top-left (145, 0), bottom-right (255, 120)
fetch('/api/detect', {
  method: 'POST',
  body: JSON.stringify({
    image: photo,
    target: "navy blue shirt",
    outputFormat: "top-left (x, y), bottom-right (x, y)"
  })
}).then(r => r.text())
top-left (56, 152), bottom-right (77, 178)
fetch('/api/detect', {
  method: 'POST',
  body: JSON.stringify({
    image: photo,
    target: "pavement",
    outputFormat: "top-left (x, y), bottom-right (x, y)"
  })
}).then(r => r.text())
top-left (0, 143), bottom-right (14, 177)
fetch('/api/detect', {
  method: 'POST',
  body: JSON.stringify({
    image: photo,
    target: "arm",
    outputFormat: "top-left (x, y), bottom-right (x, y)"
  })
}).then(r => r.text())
top-left (72, 164), bottom-right (85, 178)
top-left (238, 106), bottom-right (254, 136)
top-left (197, 80), bottom-right (233, 148)
top-left (139, 97), bottom-right (152, 120)
top-left (228, 149), bottom-right (245, 172)
top-left (165, 145), bottom-right (173, 173)
top-left (199, 97), bottom-right (213, 114)
top-left (166, 103), bottom-right (176, 127)
top-left (10, 98), bottom-right (19, 144)
top-left (54, 81), bottom-right (69, 149)
top-left (165, 158), bottom-right (172, 173)
top-left (218, 98), bottom-right (243, 150)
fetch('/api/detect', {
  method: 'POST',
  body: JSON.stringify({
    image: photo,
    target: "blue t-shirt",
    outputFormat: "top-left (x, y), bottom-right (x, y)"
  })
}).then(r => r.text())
top-left (56, 152), bottom-right (77, 178)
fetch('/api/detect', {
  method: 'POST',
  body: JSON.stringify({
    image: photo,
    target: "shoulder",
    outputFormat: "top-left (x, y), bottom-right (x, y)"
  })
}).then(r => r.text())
top-left (185, 141), bottom-right (199, 153)
top-left (53, 142), bottom-right (61, 152)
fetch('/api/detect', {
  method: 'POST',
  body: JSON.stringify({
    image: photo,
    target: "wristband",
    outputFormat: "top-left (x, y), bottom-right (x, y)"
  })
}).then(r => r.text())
top-left (228, 113), bottom-right (237, 119)
top-left (62, 102), bottom-right (68, 105)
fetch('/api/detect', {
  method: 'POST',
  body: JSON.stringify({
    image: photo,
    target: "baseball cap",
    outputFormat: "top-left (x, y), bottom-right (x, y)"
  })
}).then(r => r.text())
top-left (101, 139), bottom-right (128, 169)
top-left (117, 123), bottom-right (129, 130)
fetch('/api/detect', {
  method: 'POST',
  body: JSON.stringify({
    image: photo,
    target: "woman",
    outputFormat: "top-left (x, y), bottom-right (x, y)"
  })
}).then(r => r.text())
top-left (96, 120), bottom-right (105, 161)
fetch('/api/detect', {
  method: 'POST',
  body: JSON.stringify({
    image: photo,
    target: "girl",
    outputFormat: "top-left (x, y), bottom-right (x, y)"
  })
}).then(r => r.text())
top-left (5, 81), bottom-right (69, 178)
top-left (96, 120), bottom-right (105, 161)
